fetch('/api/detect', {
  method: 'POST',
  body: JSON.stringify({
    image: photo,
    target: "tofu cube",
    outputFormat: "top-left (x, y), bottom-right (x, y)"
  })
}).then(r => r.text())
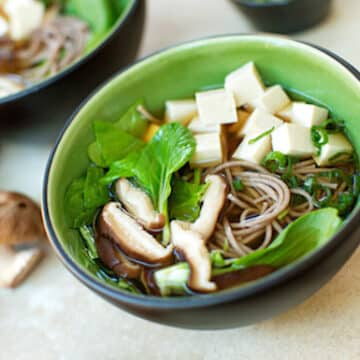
top-left (164, 99), bottom-right (197, 126)
top-left (290, 103), bottom-right (328, 127)
top-left (225, 62), bottom-right (265, 107)
top-left (277, 102), bottom-right (295, 122)
top-left (196, 89), bottom-right (237, 125)
top-left (314, 133), bottom-right (353, 166)
top-left (241, 108), bottom-right (284, 136)
top-left (4, 0), bottom-right (45, 41)
top-left (188, 116), bottom-right (221, 134)
top-left (232, 134), bottom-right (271, 165)
top-left (255, 85), bottom-right (290, 114)
top-left (190, 133), bottom-right (223, 168)
top-left (272, 123), bottom-right (315, 157)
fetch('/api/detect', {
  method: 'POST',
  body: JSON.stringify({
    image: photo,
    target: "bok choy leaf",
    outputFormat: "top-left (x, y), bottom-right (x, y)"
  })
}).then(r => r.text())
top-left (103, 123), bottom-right (196, 243)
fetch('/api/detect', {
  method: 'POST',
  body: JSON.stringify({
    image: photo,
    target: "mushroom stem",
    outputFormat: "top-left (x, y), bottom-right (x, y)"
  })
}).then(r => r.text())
top-left (0, 244), bottom-right (43, 288)
top-left (191, 175), bottom-right (227, 242)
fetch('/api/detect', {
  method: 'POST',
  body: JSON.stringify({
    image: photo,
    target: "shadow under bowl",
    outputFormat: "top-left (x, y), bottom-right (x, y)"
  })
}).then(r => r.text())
top-left (231, 0), bottom-right (332, 34)
top-left (43, 34), bottom-right (360, 329)
top-left (0, 0), bottom-right (145, 128)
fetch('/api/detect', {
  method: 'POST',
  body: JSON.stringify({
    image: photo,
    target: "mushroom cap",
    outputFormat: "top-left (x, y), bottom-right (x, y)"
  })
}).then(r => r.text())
top-left (171, 220), bottom-right (217, 293)
top-left (0, 191), bottom-right (45, 245)
top-left (100, 202), bottom-right (173, 265)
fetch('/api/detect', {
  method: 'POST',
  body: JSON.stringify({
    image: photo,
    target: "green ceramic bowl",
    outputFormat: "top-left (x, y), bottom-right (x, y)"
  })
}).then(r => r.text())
top-left (43, 35), bottom-right (360, 329)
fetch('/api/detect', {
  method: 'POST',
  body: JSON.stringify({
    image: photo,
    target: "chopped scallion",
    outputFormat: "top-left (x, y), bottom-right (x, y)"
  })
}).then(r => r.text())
top-left (261, 151), bottom-right (287, 173)
top-left (248, 126), bottom-right (275, 144)
top-left (233, 178), bottom-right (244, 191)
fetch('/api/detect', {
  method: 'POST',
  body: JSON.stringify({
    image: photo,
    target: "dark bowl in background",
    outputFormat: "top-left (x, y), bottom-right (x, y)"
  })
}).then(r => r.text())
top-left (0, 0), bottom-right (145, 128)
top-left (231, 0), bottom-right (332, 34)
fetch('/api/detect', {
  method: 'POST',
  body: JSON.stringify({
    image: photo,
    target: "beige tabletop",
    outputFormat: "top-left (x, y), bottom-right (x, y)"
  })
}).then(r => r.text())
top-left (1, 1), bottom-right (360, 359)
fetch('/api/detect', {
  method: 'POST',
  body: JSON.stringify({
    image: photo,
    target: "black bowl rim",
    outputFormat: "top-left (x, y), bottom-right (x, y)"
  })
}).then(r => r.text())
top-left (43, 34), bottom-right (360, 311)
top-left (232, 0), bottom-right (293, 8)
top-left (0, 0), bottom-right (140, 107)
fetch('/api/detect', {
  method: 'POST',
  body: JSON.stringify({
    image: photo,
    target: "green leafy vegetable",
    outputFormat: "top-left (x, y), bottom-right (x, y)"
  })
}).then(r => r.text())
top-left (84, 165), bottom-right (110, 209)
top-left (103, 123), bottom-right (196, 243)
top-left (79, 225), bottom-right (97, 260)
top-left (90, 121), bottom-right (144, 167)
top-left (88, 101), bottom-right (148, 167)
top-left (64, 177), bottom-right (93, 228)
top-left (248, 126), bottom-right (275, 144)
top-left (66, 0), bottom-right (117, 49)
top-left (169, 178), bottom-right (208, 222)
top-left (213, 208), bottom-right (342, 275)
top-left (115, 100), bottom-right (149, 138)
top-left (64, 166), bottom-right (110, 228)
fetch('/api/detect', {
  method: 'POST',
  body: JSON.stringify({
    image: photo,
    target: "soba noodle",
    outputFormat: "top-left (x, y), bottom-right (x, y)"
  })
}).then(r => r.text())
top-left (206, 157), bottom-right (354, 259)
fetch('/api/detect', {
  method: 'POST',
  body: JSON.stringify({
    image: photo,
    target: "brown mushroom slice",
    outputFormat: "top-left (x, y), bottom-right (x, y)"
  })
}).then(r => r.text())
top-left (0, 191), bottom-right (45, 245)
top-left (171, 221), bottom-right (217, 293)
top-left (0, 245), bottom-right (43, 288)
top-left (115, 179), bottom-right (165, 230)
top-left (101, 202), bottom-right (173, 265)
top-left (96, 227), bottom-right (141, 279)
top-left (191, 175), bottom-right (227, 242)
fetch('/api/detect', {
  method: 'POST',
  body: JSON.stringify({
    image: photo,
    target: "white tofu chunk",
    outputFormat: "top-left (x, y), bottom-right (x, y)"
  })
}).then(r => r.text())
top-left (225, 62), bottom-right (265, 107)
top-left (290, 102), bottom-right (328, 127)
top-left (255, 85), bottom-right (290, 114)
top-left (0, 16), bottom-right (9, 37)
top-left (241, 108), bottom-right (284, 136)
top-left (272, 123), bottom-right (315, 157)
top-left (196, 89), bottom-right (237, 125)
top-left (190, 133), bottom-right (223, 168)
top-left (314, 133), bottom-right (353, 166)
top-left (232, 134), bottom-right (271, 165)
top-left (164, 99), bottom-right (197, 126)
top-left (4, 0), bottom-right (45, 41)
top-left (188, 116), bottom-right (221, 134)
top-left (277, 102), bottom-right (295, 121)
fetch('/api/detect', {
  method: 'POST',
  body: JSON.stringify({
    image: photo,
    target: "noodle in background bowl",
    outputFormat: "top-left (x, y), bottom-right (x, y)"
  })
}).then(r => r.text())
top-left (43, 35), bottom-right (360, 329)
top-left (0, 0), bottom-right (145, 127)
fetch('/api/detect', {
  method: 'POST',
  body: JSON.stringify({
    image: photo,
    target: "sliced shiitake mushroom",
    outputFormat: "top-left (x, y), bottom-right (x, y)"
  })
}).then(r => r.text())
top-left (96, 224), bottom-right (141, 279)
top-left (115, 178), bottom-right (165, 231)
top-left (171, 220), bottom-right (216, 293)
top-left (191, 175), bottom-right (227, 242)
top-left (100, 202), bottom-right (173, 265)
